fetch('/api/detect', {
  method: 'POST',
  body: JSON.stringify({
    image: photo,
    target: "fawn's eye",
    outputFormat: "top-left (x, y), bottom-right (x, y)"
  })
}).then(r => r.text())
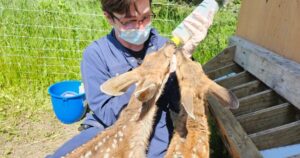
top-left (168, 62), bottom-right (171, 67)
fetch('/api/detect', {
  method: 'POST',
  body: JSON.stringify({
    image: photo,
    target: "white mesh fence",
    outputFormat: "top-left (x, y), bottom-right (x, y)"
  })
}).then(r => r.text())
top-left (0, 0), bottom-right (193, 88)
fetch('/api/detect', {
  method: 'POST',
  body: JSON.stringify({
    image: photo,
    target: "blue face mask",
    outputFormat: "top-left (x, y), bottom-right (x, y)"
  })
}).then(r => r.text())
top-left (118, 24), bottom-right (152, 45)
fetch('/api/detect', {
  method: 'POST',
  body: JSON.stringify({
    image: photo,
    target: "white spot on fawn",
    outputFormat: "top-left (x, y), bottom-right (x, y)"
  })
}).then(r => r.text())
top-left (112, 143), bottom-right (116, 149)
top-left (130, 117), bottom-right (135, 121)
top-left (128, 151), bottom-right (134, 158)
top-left (180, 138), bottom-right (185, 143)
top-left (83, 151), bottom-right (92, 158)
top-left (175, 144), bottom-right (180, 151)
top-left (97, 142), bottom-right (103, 147)
top-left (118, 131), bottom-right (124, 137)
top-left (173, 152), bottom-right (183, 158)
top-left (192, 154), bottom-right (198, 158)
top-left (103, 153), bottom-right (110, 158)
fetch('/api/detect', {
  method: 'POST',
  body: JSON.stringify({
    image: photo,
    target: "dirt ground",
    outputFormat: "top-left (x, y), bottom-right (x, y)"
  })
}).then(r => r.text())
top-left (0, 111), bottom-right (81, 158)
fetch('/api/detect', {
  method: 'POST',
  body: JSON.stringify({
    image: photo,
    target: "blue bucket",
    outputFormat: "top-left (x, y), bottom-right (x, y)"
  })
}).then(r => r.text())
top-left (48, 80), bottom-right (87, 124)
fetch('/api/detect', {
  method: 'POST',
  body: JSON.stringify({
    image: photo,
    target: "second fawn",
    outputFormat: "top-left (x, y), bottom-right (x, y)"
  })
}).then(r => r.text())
top-left (165, 50), bottom-right (239, 158)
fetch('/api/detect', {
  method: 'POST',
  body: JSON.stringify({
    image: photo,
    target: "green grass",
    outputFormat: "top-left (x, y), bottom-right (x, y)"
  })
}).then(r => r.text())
top-left (0, 0), bottom-right (240, 156)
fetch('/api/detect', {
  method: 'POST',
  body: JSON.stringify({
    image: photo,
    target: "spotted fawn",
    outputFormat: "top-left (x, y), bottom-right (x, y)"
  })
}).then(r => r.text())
top-left (63, 42), bottom-right (176, 158)
top-left (165, 50), bottom-right (239, 158)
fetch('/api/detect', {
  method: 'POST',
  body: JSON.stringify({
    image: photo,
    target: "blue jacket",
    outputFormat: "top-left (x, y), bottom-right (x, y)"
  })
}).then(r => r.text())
top-left (80, 28), bottom-right (180, 157)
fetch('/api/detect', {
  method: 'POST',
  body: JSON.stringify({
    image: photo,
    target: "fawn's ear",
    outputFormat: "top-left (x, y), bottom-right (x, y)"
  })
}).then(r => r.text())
top-left (100, 70), bottom-right (139, 96)
top-left (181, 87), bottom-right (196, 119)
top-left (208, 81), bottom-right (239, 109)
top-left (134, 82), bottom-right (158, 102)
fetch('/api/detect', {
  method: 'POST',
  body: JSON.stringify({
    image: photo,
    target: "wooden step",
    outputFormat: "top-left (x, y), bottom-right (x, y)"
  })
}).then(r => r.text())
top-left (231, 89), bottom-right (284, 116)
top-left (249, 120), bottom-right (300, 150)
top-left (216, 71), bottom-right (255, 89)
top-left (237, 103), bottom-right (300, 134)
top-left (207, 62), bottom-right (243, 80)
top-left (230, 80), bottom-right (268, 98)
top-left (203, 46), bottom-right (236, 72)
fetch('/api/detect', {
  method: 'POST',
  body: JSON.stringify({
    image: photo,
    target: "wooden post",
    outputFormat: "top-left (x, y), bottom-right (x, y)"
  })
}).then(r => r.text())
top-left (208, 95), bottom-right (262, 158)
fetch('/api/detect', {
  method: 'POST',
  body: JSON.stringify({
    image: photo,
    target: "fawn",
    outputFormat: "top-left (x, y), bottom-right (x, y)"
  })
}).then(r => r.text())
top-left (165, 50), bottom-right (239, 158)
top-left (62, 42), bottom-right (176, 158)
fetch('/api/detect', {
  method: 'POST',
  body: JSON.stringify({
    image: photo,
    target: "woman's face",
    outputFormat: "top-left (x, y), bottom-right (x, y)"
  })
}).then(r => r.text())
top-left (107, 0), bottom-right (152, 30)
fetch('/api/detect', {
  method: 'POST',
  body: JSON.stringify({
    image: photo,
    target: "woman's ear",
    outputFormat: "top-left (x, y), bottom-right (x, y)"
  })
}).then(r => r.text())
top-left (104, 11), bottom-right (115, 25)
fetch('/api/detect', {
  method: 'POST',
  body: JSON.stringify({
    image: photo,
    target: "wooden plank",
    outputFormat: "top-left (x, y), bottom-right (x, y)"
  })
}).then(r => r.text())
top-left (206, 63), bottom-right (243, 80)
top-left (231, 36), bottom-right (300, 110)
top-left (235, 0), bottom-right (300, 63)
top-left (207, 95), bottom-right (262, 158)
top-left (231, 90), bottom-right (283, 116)
top-left (230, 80), bottom-right (268, 98)
top-left (249, 120), bottom-right (300, 150)
top-left (203, 46), bottom-right (236, 72)
top-left (216, 71), bottom-right (255, 89)
top-left (237, 103), bottom-right (299, 134)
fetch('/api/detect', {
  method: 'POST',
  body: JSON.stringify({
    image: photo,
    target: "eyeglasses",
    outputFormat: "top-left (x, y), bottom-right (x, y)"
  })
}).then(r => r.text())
top-left (112, 12), bottom-right (156, 29)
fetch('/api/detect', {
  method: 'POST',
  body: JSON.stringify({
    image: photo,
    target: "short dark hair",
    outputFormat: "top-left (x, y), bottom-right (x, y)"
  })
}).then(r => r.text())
top-left (100, 0), bottom-right (152, 18)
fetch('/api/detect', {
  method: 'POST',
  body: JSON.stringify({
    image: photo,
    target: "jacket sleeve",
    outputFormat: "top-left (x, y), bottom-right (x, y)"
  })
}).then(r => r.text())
top-left (81, 44), bottom-right (134, 127)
